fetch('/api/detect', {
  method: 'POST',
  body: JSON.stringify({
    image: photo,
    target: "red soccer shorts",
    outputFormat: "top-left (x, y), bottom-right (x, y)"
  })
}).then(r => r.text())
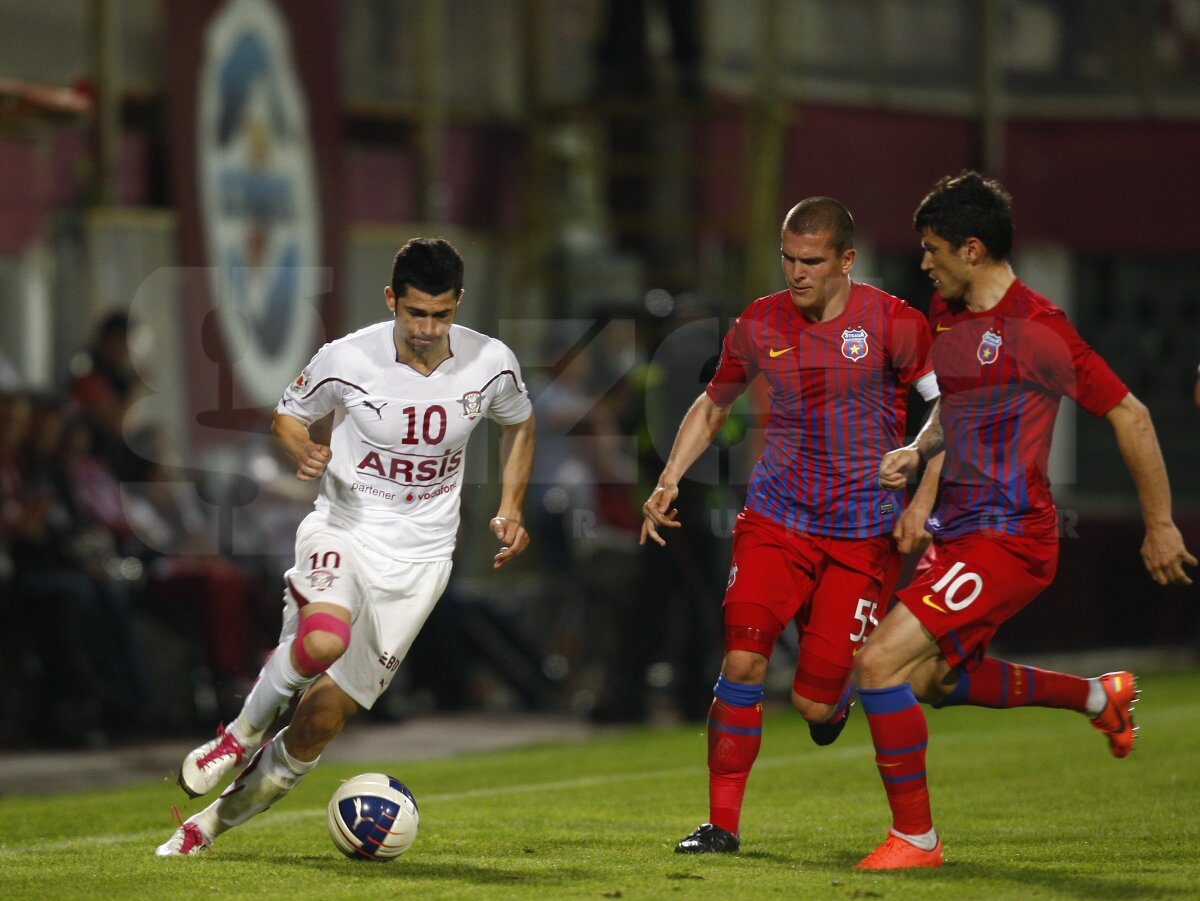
top-left (723, 509), bottom-right (900, 704)
top-left (897, 530), bottom-right (1059, 669)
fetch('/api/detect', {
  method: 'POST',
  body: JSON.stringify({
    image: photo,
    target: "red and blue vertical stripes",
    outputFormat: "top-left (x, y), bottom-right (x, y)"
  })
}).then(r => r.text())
top-left (859, 684), bottom-right (934, 836)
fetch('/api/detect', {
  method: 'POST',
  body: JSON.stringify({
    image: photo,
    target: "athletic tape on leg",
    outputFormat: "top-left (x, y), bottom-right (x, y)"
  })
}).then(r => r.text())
top-left (293, 612), bottom-right (351, 675)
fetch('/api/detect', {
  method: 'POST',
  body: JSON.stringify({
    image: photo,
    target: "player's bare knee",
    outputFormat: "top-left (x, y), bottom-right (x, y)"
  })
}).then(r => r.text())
top-left (722, 651), bottom-right (767, 685)
top-left (853, 642), bottom-right (894, 690)
top-left (301, 630), bottom-right (347, 667)
top-left (790, 691), bottom-right (834, 724)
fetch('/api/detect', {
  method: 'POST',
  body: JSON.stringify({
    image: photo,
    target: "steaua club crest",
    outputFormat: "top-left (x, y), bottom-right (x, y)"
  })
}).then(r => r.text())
top-left (307, 568), bottom-right (338, 591)
top-left (841, 327), bottom-right (869, 361)
top-left (977, 328), bottom-right (1003, 365)
top-left (727, 565), bottom-right (738, 589)
top-left (458, 390), bottom-right (483, 420)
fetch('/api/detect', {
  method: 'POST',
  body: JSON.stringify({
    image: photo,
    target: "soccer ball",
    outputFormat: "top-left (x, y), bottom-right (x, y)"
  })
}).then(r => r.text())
top-left (327, 772), bottom-right (420, 861)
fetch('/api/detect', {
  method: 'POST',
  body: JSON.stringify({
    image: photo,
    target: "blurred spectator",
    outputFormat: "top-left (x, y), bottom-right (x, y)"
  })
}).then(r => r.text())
top-left (122, 425), bottom-right (270, 715)
top-left (595, 0), bottom-right (702, 98)
top-left (7, 395), bottom-right (151, 745)
top-left (59, 415), bottom-right (137, 547)
top-left (68, 311), bottom-right (144, 477)
top-left (589, 302), bottom-right (728, 723)
top-left (1194, 362), bottom-right (1200, 408)
top-left (527, 323), bottom-right (641, 709)
top-left (0, 345), bottom-right (20, 391)
top-left (0, 391), bottom-right (31, 742)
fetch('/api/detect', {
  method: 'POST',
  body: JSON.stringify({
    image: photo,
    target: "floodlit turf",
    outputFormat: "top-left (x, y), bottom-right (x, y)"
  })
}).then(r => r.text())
top-left (2, 670), bottom-right (1199, 900)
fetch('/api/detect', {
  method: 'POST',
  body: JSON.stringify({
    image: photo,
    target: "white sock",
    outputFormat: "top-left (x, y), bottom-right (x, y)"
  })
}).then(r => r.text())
top-left (207, 727), bottom-right (320, 836)
top-left (188, 805), bottom-right (220, 844)
top-left (890, 827), bottom-right (939, 851)
top-left (1085, 678), bottom-right (1106, 716)
top-left (230, 640), bottom-right (315, 747)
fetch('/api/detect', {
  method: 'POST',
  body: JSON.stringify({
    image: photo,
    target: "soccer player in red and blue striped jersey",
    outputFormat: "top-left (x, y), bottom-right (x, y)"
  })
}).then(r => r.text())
top-left (641, 197), bottom-right (939, 854)
top-left (856, 171), bottom-right (1196, 870)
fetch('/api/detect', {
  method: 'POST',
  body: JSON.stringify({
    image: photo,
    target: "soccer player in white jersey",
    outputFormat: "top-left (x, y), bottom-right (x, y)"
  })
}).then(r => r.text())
top-left (158, 237), bottom-right (536, 856)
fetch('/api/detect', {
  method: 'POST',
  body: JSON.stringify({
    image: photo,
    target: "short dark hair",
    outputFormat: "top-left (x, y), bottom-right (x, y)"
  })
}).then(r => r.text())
top-left (914, 170), bottom-right (1014, 261)
top-left (391, 238), bottom-right (465, 298)
top-left (782, 197), bottom-right (855, 254)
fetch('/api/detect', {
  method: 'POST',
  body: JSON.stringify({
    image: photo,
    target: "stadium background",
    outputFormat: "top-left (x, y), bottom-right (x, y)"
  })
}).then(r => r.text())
top-left (0, 0), bottom-right (1196, 750)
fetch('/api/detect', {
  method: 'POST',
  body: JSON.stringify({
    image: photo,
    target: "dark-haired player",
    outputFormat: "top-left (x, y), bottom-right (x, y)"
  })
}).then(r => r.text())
top-left (158, 238), bottom-right (536, 856)
top-left (856, 171), bottom-right (1195, 869)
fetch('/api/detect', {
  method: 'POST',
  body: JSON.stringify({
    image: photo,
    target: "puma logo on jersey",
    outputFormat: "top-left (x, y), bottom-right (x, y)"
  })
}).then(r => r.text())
top-left (362, 400), bottom-right (388, 420)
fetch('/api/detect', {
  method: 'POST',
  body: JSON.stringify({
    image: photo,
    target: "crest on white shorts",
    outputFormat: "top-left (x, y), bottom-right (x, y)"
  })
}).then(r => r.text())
top-left (308, 568), bottom-right (338, 590)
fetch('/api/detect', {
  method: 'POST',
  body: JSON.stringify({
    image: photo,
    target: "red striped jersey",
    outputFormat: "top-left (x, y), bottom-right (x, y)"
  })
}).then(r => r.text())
top-left (927, 279), bottom-right (1127, 539)
top-left (707, 283), bottom-right (936, 538)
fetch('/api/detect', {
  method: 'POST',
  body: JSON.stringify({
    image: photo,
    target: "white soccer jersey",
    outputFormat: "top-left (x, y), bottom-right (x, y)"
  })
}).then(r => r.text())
top-left (276, 320), bottom-right (532, 560)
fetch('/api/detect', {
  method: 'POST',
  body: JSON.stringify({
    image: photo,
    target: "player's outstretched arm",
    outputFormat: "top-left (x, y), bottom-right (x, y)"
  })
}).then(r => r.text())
top-left (641, 392), bottom-right (730, 547)
top-left (272, 412), bottom-right (332, 481)
top-left (1105, 393), bottom-right (1197, 585)
top-left (492, 413), bottom-right (536, 569)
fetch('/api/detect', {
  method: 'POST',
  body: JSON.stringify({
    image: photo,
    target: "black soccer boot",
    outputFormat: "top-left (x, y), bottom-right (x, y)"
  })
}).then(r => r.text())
top-left (675, 823), bottom-right (740, 854)
top-left (808, 698), bottom-right (854, 747)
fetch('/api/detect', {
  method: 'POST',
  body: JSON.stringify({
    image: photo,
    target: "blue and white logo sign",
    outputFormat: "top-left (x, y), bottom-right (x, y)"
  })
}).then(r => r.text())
top-left (198, 0), bottom-right (323, 405)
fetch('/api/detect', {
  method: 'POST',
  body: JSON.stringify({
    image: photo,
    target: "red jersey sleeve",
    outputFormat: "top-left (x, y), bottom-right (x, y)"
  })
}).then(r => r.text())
top-left (1029, 309), bottom-right (1128, 417)
top-left (887, 302), bottom-right (935, 386)
top-left (705, 315), bottom-right (760, 407)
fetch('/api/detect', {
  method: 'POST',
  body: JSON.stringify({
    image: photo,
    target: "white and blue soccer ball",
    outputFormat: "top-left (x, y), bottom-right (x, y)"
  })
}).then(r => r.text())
top-left (327, 772), bottom-right (419, 861)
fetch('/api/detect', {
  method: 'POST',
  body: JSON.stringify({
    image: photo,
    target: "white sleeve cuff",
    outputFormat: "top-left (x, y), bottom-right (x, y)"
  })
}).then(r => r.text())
top-left (914, 370), bottom-right (940, 402)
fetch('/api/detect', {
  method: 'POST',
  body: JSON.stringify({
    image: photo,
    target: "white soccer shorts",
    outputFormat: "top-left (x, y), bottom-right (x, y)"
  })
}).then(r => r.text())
top-left (277, 511), bottom-right (454, 709)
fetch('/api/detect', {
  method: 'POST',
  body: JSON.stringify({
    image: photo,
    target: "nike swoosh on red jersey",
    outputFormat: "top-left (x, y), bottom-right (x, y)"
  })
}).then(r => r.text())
top-left (922, 594), bottom-right (948, 614)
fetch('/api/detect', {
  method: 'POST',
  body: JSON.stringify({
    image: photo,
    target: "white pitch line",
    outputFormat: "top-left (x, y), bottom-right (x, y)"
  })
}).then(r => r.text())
top-left (0, 743), bottom-right (877, 858)
top-left (5, 706), bottom-right (1146, 862)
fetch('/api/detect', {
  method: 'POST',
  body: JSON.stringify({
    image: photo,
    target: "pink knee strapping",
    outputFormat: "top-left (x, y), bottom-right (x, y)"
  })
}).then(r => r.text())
top-left (293, 611), bottom-right (351, 676)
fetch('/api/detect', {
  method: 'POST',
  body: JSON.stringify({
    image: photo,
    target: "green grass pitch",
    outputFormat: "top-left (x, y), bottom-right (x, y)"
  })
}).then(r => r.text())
top-left (2, 670), bottom-right (1198, 900)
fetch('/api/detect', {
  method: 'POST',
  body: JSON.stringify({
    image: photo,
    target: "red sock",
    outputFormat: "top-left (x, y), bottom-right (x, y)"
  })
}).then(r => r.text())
top-left (860, 685), bottom-right (932, 836)
top-left (707, 698), bottom-right (762, 835)
top-left (946, 658), bottom-right (1090, 711)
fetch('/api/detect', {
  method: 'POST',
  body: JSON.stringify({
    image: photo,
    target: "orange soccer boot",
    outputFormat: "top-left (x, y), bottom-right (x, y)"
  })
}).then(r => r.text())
top-left (855, 833), bottom-right (944, 870)
top-left (1090, 671), bottom-right (1138, 758)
